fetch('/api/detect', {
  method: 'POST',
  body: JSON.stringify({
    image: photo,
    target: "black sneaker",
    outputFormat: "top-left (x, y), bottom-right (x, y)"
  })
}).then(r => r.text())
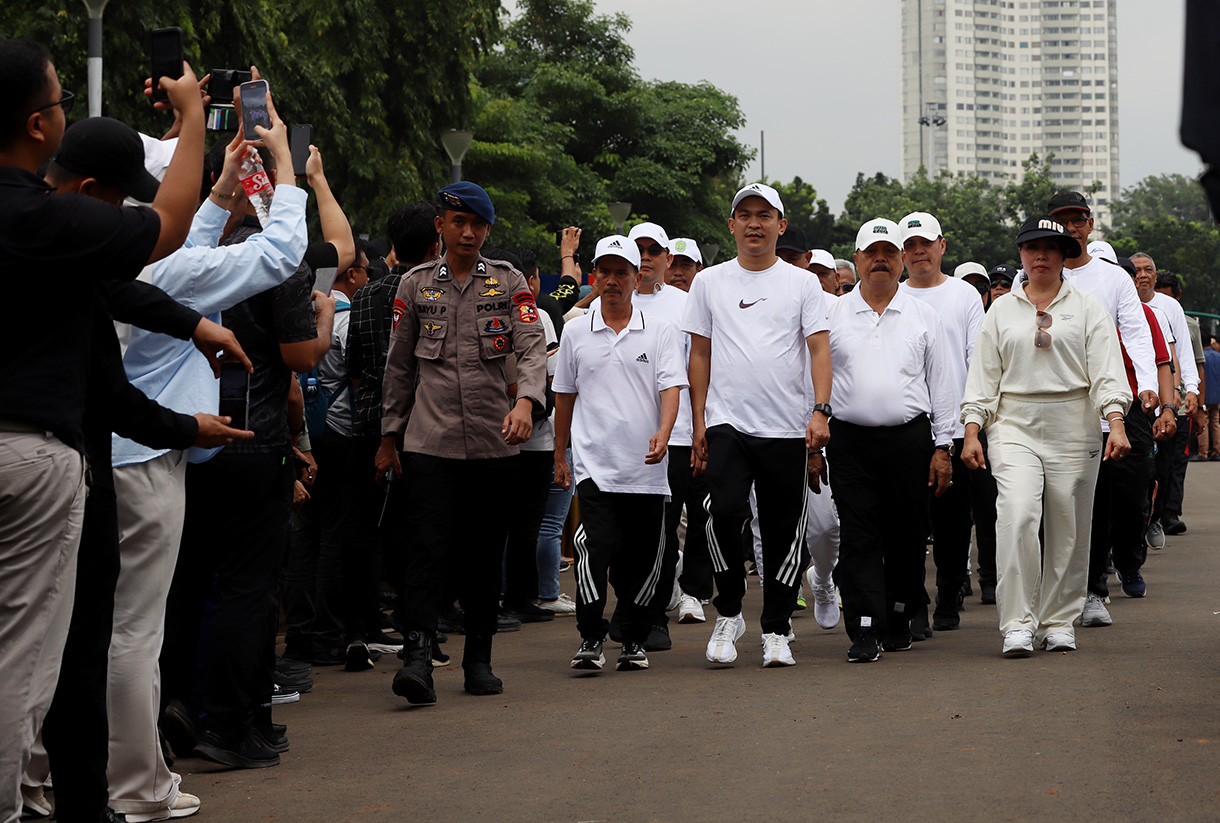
top-left (437, 605), bottom-right (466, 635)
top-left (642, 624), bottom-right (671, 652)
top-left (271, 668), bottom-right (313, 693)
top-left (909, 608), bottom-right (932, 641)
top-left (496, 613), bottom-right (522, 633)
top-left (980, 581), bottom-right (997, 605)
top-left (271, 685), bottom-right (300, 705)
top-left (848, 629), bottom-right (881, 663)
top-left (502, 601), bottom-right (555, 624)
top-left (345, 641), bottom-right (375, 672)
top-left (252, 705), bottom-right (289, 753)
top-left (159, 699), bottom-right (198, 758)
top-left (882, 633), bottom-right (912, 653)
top-left (195, 722), bottom-right (281, 769)
top-left (616, 641), bottom-right (649, 671)
top-left (310, 647), bottom-right (347, 667)
top-left (431, 635), bottom-right (450, 667)
top-left (570, 638), bottom-right (605, 670)
top-left (1162, 516), bottom-right (1187, 535)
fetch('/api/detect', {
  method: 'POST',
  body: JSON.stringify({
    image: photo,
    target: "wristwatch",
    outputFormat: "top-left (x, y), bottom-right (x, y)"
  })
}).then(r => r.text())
top-left (1161, 404), bottom-right (1178, 417)
top-left (935, 443), bottom-right (955, 456)
top-left (812, 403), bottom-right (833, 419)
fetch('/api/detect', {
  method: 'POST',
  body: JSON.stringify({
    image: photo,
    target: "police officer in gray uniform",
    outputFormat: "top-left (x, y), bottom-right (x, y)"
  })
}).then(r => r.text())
top-left (376, 182), bottom-right (547, 703)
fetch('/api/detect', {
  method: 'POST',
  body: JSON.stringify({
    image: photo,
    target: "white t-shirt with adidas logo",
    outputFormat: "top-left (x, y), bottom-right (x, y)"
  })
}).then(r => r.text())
top-left (682, 257), bottom-right (829, 438)
top-left (553, 305), bottom-right (688, 495)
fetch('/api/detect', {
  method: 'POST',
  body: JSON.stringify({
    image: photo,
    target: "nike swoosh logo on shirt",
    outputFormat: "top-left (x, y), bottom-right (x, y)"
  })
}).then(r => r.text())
top-left (738, 298), bottom-right (767, 309)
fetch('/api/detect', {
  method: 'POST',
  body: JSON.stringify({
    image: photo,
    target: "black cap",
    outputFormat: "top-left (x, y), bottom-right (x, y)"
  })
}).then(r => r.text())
top-left (1047, 190), bottom-right (1090, 216)
top-left (1015, 214), bottom-right (1082, 259)
top-left (1115, 256), bottom-right (1137, 277)
top-left (776, 225), bottom-right (808, 253)
top-left (53, 117), bottom-right (160, 203)
top-left (988, 264), bottom-right (1018, 284)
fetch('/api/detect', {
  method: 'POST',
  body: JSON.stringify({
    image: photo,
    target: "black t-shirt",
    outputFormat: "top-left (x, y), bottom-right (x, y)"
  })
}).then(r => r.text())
top-left (0, 165), bottom-right (160, 452)
top-left (221, 217), bottom-right (318, 454)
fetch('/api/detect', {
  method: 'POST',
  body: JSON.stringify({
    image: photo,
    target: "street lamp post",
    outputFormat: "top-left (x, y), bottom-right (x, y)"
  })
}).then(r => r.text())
top-left (82, 0), bottom-right (111, 118)
top-left (440, 130), bottom-right (474, 183)
top-left (607, 201), bottom-right (632, 235)
top-left (702, 243), bottom-right (720, 266)
top-left (917, 102), bottom-right (945, 176)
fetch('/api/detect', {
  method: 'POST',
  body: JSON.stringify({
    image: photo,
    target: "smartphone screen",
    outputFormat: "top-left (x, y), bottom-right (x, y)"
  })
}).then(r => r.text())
top-left (290, 124), bottom-right (313, 177)
top-left (150, 28), bottom-right (184, 103)
top-left (218, 362), bottom-right (250, 430)
top-left (239, 80), bottom-right (271, 139)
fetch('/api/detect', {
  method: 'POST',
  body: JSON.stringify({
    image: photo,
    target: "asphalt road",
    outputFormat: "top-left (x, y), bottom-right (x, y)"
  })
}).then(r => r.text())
top-left (177, 465), bottom-right (1220, 822)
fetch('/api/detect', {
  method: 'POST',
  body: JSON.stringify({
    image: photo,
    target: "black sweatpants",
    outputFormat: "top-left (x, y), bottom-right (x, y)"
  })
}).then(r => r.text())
top-left (1164, 413), bottom-right (1190, 520)
top-left (572, 479), bottom-right (666, 644)
top-left (827, 415), bottom-right (933, 642)
top-left (162, 453), bottom-right (294, 724)
top-left (704, 425), bottom-right (807, 636)
top-left (398, 452), bottom-right (512, 637)
top-left (1090, 407), bottom-right (1155, 597)
top-left (503, 450), bottom-right (554, 605)
top-left (928, 439), bottom-right (973, 620)
top-left (669, 446), bottom-right (714, 602)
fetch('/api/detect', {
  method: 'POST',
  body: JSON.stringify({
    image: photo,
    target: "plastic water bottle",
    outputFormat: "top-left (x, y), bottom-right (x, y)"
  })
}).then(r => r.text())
top-left (239, 150), bottom-right (274, 227)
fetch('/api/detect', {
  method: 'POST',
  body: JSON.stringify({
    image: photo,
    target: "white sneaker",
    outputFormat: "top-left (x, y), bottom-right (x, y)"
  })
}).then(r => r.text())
top-left (677, 594), bottom-right (706, 624)
top-left (125, 792), bottom-right (201, 822)
top-left (535, 593), bottom-right (576, 615)
top-left (812, 582), bottom-right (840, 630)
top-left (1042, 632), bottom-right (1076, 651)
top-left (1002, 629), bottom-right (1034, 658)
top-left (705, 614), bottom-right (746, 664)
top-left (1080, 592), bottom-right (1113, 627)
top-left (761, 632), bottom-right (796, 667)
top-left (21, 785), bottom-right (52, 818)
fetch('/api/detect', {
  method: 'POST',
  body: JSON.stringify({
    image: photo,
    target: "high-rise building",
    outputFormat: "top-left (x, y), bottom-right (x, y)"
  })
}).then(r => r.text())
top-left (900, 0), bottom-right (1120, 225)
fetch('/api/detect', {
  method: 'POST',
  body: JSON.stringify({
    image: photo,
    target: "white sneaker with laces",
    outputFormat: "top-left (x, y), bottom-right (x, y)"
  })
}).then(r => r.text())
top-left (535, 593), bottom-right (576, 615)
top-left (1002, 629), bottom-right (1034, 657)
top-left (1042, 632), bottom-right (1076, 651)
top-left (677, 594), bottom-right (706, 623)
top-left (125, 791), bottom-right (201, 822)
top-left (21, 785), bottom-right (52, 818)
top-left (811, 582), bottom-right (840, 630)
top-left (761, 632), bottom-right (796, 667)
top-left (1081, 592), bottom-right (1113, 627)
top-left (705, 614), bottom-right (746, 664)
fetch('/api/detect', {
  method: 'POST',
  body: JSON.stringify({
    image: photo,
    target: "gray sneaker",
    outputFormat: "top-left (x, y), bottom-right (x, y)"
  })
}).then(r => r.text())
top-left (1081, 592), bottom-right (1113, 627)
top-left (1145, 521), bottom-right (1166, 550)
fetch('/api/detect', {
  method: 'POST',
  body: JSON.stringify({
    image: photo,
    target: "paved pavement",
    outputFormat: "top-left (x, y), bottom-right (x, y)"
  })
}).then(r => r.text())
top-left (178, 466), bottom-right (1220, 822)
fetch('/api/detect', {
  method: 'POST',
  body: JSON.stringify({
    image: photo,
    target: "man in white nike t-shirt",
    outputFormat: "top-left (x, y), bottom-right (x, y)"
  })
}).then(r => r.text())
top-left (682, 183), bottom-right (832, 668)
top-left (897, 211), bottom-right (986, 635)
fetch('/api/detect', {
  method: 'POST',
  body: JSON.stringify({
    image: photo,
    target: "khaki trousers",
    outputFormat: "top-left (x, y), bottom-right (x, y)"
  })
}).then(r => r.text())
top-left (988, 393), bottom-right (1101, 642)
top-left (107, 451), bottom-right (188, 814)
top-left (0, 432), bottom-right (86, 823)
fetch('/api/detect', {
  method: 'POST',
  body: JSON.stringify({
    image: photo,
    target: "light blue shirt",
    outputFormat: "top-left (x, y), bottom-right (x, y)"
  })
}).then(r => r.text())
top-left (112, 184), bottom-right (309, 467)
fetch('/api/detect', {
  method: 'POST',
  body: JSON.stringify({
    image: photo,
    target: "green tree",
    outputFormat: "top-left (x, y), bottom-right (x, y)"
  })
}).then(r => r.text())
top-left (1109, 173), bottom-right (1211, 226)
top-left (769, 176), bottom-right (837, 250)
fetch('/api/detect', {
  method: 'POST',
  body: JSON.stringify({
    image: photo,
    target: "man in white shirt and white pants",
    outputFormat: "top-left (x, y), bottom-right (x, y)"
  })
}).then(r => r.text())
top-left (683, 183), bottom-right (832, 668)
top-left (553, 236), bottom-right (686, 673)
top-left (826, 218), bottom-right (955, 663)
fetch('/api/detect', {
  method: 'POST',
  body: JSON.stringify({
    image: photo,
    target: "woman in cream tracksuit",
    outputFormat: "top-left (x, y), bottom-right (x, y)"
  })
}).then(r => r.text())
top-left (960, 215), bottom-right (1131, 658)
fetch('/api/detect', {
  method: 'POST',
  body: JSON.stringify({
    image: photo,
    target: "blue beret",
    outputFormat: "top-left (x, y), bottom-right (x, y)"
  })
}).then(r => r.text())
top-left (438, 181), bottom-right (495, 225)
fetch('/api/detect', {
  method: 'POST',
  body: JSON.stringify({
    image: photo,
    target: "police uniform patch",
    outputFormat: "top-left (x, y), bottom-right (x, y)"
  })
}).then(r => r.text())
top-left (479, 276), bottom-right (505, 298)
top-left (518, 304), bottom-right (538, 323)
top-left (420, 286), bottom-right (445, 301)
top-left (423, 321), bottom-right (443, 336)
top-left (493, 335), bottom-right (508, 352)
top-left (511, 290), bottom-right (536, 307)
top-left (392, 298), bottom-right (407, 328)
top-left (484, 317), bottom-right (508, 334)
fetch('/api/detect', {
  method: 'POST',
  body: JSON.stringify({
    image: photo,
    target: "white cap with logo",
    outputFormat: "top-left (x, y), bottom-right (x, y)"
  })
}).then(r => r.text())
top-left (855, 218), bottom-right (902, 252)
top-left (954, 261), bottom-right (988, 280)
top-left (730, 182), bottom-right (785, 216)
top-left (592, 234), bottom-right (641, 269)
top-left (899, 211), bottom-right (943, 244)
top-left (670, 237), bottom-right (702, 264)
top-left (809, 249), bottom-right (836, 271)
top-left (627, 222), bottom-right (671, 250)
top-left (1087, 240), bottom-right (1117, 263)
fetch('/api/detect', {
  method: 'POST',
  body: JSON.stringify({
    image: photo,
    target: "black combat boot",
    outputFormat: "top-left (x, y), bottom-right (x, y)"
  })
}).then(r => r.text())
top-left (461, 633), bottom-right (503, 696)
top-left (391, 630), bottom-right (436, 704)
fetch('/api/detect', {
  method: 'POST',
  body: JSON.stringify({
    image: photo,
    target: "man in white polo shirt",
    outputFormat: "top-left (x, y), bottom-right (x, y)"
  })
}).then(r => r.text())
top-left (682, 182), bottom-right (832, 668)
top-left (826, 218), bottom-right (955, 663)
top-left (553, 235), bottom-right (686, 673)
top-left (898, 212), bottom-right (986, 634)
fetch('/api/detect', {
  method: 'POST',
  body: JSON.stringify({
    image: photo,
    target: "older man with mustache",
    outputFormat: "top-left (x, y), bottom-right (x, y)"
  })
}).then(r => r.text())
top-left (824, 218), bottom-right (956, 663)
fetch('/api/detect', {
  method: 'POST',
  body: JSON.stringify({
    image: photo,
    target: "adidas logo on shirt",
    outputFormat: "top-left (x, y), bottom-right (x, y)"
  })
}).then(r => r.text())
top-left (636, 353), bottom-right (649, 363)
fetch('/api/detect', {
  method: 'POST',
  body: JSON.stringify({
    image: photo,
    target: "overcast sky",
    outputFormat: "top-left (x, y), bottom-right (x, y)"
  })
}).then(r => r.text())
top-left (567, 0), bottom-right (1200, 212)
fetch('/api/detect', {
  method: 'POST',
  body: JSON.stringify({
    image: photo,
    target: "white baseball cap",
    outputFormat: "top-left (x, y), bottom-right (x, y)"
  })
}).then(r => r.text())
top-left (592, 234), bottom-right (641, 269)
top-left (730, 182), bottom-right (785, 216)
top-left (670, 237), bottom-right (702, 264)
top-left (1087, 240), bottom-right (1117, 263)
top-left (627, 222), bottom-right (670, 250)
top-left (954, 261), bottom-right (988, 280)
top-left (900, 211), bottom-right (943, 244)
top-left (809, 249), bottom-right (836, 271)
top-left (855, 218), bottom-right (902, 252)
